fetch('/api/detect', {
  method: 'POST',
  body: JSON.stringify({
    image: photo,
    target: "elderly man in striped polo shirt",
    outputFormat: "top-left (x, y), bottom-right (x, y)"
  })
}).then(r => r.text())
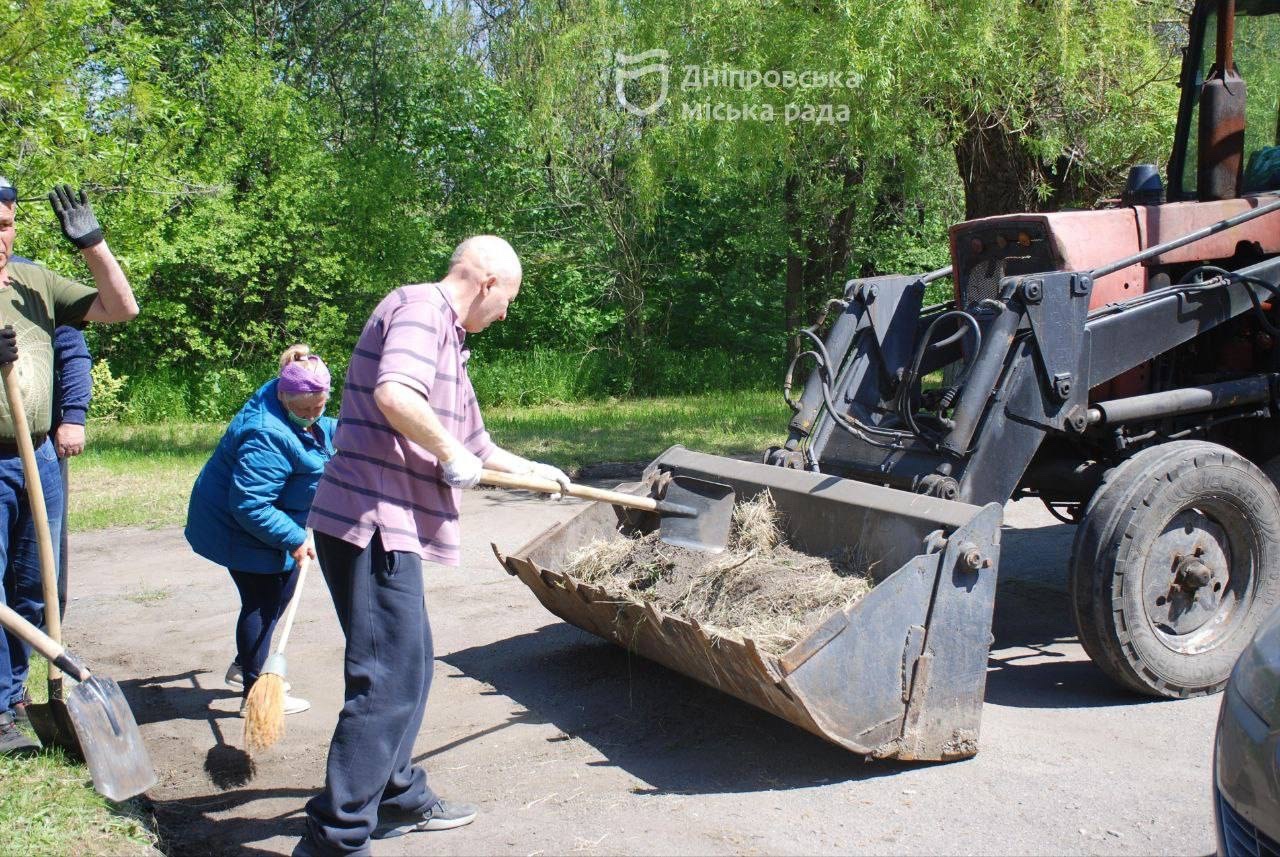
top-left (298, 236), bottom-right (570, 856)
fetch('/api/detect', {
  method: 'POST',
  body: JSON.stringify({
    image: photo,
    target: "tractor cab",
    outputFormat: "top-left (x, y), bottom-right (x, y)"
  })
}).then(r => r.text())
top-left (1170, 0), bottom-right (1280, 202)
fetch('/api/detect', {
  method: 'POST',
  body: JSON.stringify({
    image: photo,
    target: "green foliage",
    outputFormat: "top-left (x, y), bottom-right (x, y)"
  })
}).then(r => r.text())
top-left (468, 347), bottom-right (781, 406)
top-left (3, 0), bottom-right (1194, 405)
top-left (87, 359), bottom-right (128, 423)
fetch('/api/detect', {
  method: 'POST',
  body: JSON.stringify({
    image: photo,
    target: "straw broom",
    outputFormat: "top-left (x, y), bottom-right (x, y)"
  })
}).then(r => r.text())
top-left (244, 536), bottom-right (312, 753)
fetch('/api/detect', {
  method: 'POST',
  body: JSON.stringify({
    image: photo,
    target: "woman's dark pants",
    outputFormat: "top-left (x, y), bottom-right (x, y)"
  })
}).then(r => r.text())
top-left (304, 530), bottom-right (437, 854)
top-left (228, 567), bottom-right (300, 693)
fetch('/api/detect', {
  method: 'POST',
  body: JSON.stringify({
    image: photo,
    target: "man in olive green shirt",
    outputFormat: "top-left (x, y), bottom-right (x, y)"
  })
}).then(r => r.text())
top-left (0, 177), bottom-right (139, 755)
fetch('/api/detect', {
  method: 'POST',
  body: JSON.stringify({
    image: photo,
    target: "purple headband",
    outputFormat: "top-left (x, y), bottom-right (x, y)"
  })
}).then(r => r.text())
top-left (278, 355), bottom-right (331, 394)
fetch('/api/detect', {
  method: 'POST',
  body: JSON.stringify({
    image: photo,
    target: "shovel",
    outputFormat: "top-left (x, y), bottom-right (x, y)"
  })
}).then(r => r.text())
top-left (480, 469), bottom-right (736, 553)
top-left (0, 361), bottom-right (78, 754)
top-left (0, 602), bottom-right (156, 800)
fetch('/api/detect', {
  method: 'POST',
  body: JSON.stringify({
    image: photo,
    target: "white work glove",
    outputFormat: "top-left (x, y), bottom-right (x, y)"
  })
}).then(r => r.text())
top-left (441, 448), bottom-right (484, 489)
top-left (525, 459), bottom-right (572, 501)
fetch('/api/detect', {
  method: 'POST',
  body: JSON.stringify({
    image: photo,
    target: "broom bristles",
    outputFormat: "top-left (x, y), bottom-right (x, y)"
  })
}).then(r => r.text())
top-left (243, 672), bottom-right (286, 753)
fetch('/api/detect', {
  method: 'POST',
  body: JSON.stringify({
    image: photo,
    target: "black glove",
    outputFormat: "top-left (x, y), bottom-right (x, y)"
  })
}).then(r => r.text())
top-left (0, 326), bottom-right (17, 366)
top-left (48, 184), bottom-right (103, 250)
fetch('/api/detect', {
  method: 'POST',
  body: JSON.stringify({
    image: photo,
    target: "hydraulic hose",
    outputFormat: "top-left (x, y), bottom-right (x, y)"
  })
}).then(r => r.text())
top-left (939, 301), bottom-right (1020, 458)
top-left (897, 310), bottom-right (983, 445)
top-left (1179, 265), bottom-right (1280, 337)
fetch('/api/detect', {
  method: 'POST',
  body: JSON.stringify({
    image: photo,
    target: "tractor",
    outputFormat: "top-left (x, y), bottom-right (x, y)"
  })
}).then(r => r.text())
top-left (496, 0), bottom-right (1280, 758)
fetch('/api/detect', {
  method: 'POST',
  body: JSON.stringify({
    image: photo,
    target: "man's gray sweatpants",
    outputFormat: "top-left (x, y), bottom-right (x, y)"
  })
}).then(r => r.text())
top-left (305, 530), bottom-right (438, 854)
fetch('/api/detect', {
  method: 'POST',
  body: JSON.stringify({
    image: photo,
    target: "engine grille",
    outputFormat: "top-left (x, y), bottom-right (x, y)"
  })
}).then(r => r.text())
top-left (1218, 787), bottom-right (1280, 857)
top-left (953, 221), bottom-right (1058, 306)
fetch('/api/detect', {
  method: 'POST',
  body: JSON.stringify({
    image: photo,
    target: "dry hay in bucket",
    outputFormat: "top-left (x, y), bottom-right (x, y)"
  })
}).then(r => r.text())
top-left (564, 490), bottom-right (874, 655)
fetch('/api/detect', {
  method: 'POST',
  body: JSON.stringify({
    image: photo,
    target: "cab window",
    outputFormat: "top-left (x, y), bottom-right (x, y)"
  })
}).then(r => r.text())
top-left (1236, 11), bottom-right (1280, 192)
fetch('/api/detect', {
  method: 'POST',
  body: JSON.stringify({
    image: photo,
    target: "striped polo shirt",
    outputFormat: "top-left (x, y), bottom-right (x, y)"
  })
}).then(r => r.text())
top-left (308, 283), bottom-right (496, 565)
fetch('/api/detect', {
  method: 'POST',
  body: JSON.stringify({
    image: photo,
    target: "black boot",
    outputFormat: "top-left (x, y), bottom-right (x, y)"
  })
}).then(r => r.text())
top-left (0, 709), bottom-right (39, 756)
top-left (12, 687), bottom-right (31, 723)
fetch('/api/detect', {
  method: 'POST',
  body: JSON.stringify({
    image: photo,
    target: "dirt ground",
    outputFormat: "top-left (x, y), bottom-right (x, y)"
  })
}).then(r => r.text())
top-left (65, 482), bottom-right (1220, 856)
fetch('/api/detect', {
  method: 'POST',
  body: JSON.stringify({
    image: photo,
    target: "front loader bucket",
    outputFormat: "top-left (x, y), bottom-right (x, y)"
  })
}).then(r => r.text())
top-left (495, 446), bottom-right (1003, 761)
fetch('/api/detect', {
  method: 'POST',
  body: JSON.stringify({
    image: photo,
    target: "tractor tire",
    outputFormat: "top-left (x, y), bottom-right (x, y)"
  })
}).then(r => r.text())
top-left (1068, 444), bottom-right (1195, 675)
top-left (1068, 441), bottom-right (1280, 698)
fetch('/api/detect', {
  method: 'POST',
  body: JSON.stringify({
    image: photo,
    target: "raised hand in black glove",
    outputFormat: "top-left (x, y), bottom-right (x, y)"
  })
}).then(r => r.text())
top-left (0, 326), bottom-right (17, 366)
top-left (48, 184), bottom-right (103, 250)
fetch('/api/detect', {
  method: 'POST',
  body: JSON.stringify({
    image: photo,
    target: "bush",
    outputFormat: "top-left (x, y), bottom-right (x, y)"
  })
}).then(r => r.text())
top-left (122, 371), bottom-right (191, 424)
top-left (87, 360), bottom-right (129, 424)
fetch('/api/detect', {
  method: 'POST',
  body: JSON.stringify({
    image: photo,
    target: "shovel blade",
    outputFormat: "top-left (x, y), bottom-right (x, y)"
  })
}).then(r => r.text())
top-left (65, 677), bottom-right (156, 802)
top-left (26, 688), bottom-right (81, 758)
top-left (657, 475), bottom-right (736, 553)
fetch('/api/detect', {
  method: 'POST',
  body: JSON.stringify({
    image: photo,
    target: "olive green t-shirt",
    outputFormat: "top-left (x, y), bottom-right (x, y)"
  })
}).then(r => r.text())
top-left (0, 260), bottom-right (98, 440)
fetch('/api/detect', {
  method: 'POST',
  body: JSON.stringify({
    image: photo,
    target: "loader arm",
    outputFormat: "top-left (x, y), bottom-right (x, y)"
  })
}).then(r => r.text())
top-left (781, 252), bottom-right (1280, 507)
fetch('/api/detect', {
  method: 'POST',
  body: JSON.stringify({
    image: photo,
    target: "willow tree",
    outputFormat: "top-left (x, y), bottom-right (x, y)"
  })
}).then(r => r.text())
top-left (914, 0), bottom-right (1182, 218)
top-left (626, 0), bottom-right (958, 336)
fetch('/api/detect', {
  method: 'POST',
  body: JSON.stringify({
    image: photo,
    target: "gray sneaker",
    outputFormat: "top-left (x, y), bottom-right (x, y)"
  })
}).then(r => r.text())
top-left (0, 710), bottom-right (39, 756)
top-left (373, 799), bottom-right (479, 838)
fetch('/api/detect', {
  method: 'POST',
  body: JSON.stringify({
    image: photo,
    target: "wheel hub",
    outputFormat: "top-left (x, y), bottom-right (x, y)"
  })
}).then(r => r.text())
top-left (1174, 555), bottom-right (1214, 593)
top-left (1142, 508), bottom-right (1243, 652)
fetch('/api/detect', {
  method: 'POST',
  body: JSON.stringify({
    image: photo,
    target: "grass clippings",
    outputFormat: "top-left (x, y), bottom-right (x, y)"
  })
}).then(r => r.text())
top-left (564, 490), bottom-right (874, 655)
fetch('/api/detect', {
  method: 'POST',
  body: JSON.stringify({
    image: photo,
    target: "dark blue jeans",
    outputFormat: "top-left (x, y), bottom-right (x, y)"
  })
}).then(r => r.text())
top-left (305, 530), bottom-right (437, 855)
top-left (229, 567), bottom-right (300, 694)
top-left (0, 439), bottom-right (64, 712)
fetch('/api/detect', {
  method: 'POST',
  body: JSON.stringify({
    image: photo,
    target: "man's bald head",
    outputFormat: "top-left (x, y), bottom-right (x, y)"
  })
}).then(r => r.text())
top-left (448, 235), bottom-right (522, 290)
top-left (443, 235), bottom-right (523, 333)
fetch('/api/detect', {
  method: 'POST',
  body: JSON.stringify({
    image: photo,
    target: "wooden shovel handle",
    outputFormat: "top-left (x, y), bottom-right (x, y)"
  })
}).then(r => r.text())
top-left (480, 469), bottom-right (660, 512)
top-left (0, 602), bottom-right (89, 681)
top-left (0, 362), bottom-right (63, 680)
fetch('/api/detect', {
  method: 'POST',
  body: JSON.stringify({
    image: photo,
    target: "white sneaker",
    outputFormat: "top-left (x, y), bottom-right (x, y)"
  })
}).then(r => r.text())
top-left (239, 693), bottom-right (311, 716)
top-left (225, 662), bottom-right (291, 692)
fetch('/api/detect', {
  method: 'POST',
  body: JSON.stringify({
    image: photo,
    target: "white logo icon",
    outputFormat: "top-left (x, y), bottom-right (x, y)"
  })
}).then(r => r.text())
top-left (614, 49), bottom-right (670, 117)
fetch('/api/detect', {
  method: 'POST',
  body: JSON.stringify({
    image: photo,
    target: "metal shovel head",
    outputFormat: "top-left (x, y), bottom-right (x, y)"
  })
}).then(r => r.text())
top-left (27, 677), bottom-right (80, 757)
top-left (64, 676), bottom-right (157, 802)
top-left (657, 475), bottom-right (736, 553)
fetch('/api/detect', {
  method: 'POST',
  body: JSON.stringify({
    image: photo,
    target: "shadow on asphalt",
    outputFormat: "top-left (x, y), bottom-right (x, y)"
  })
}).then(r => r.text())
top-left (985, 521), bottom-right (1149, 709)
top-left (148, 789), bottom-right (311, 857)
top-left (444, 516), bottom-right (1154, 795)
top-left (117, 669), bottom-right (239, 727)
top-left (115, 670), bottom-right (309, 856)
top-left (443, 623), bottom-right (931, 796)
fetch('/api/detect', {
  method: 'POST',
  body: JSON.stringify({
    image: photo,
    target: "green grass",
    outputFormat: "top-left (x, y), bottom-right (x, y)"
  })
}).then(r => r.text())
top-left (71, 390), bottom-right (790, 531)
top-left (71, 422), bottom-right (224, 531)
top-left (122, 587), bottom-right (172, 605)
top-left (484, 389), bottom-right (788, 465)
top-left (1, 661), bottom-right (159, 856)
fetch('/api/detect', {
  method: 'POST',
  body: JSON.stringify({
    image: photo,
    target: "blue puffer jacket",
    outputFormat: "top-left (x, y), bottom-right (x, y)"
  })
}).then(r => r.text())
top-left (185, 379), bottom-right (336, 574)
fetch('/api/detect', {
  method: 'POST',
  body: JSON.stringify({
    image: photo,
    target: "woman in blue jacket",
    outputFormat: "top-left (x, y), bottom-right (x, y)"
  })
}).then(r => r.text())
top-left (186, 345), bottom-right (336, 715)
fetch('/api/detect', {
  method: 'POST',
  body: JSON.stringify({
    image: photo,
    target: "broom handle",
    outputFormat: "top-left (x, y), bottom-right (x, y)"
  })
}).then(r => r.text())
top-left (273, 530), bottom-right (312, 655)
top-left (0, 362), bottom-right (63, 681)
top-left (480, 469), bottom-right (660, 512)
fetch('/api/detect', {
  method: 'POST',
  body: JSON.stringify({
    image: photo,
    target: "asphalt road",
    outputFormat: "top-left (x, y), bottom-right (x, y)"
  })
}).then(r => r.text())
top-left (67, 487), bottom-right (1221, 856)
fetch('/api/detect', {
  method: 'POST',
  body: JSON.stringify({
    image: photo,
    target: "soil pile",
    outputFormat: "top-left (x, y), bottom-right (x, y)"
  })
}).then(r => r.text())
top-left (564, 490), bottom-right (874, 655)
